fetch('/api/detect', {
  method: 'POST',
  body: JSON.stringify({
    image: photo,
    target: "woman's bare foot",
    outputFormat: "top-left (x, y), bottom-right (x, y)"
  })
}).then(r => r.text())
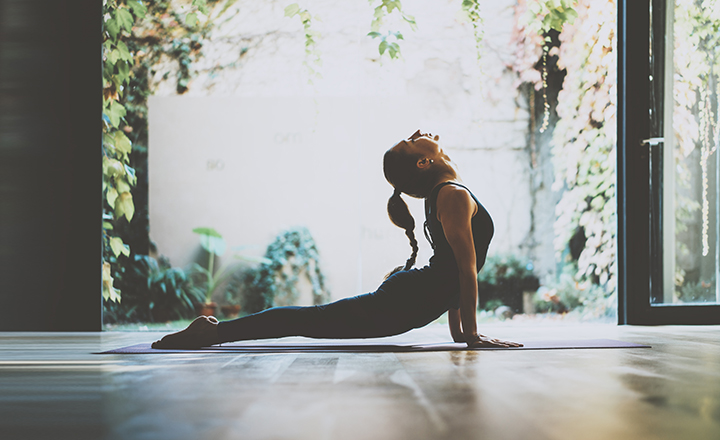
top-left (151, 316), bottom-right (221, 349)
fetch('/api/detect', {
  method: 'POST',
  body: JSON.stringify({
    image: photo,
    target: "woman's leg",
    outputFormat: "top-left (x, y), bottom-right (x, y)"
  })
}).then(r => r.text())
top-left (216, 294), bottom-right (401, 343)
top-left (151, 268), bottom-right (442, 349)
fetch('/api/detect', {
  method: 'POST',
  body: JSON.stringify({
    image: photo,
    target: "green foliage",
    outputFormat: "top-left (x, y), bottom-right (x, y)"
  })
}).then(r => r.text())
top-left (522, 0), bottom-right (578, 35)
top-left (477, 254), bottom-right (539, 312)
top-left (549, 0), bottom-right (616, 297)
top-left (103, 1), bottom-right (236, 308)
top-left (188, 227), bottom-right (271, 304)
top-left (240, 227), bottom-right (330, 314)
top-left (534, 263), bottom-right (615, 318)
top-left (460, 0), bottom-right (483, 61)
top-left (285, 3), bottom-right (323, 84)
top-left (677, 277), bottom-right (716, 303)
top-left (102, 0), bottom-right (147, 303)
top-left (104, 255), bottom-right (205, 323)
top-left (193, 227), bottom-right (226, 257)
top-left (367, 0), bottom-right (416, 60)
top-left (189, 226), bottom-right (227, 303)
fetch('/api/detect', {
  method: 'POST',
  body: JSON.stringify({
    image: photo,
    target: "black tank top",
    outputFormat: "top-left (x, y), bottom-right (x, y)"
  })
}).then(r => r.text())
top-left (424, 182), bottom-right (494, 273)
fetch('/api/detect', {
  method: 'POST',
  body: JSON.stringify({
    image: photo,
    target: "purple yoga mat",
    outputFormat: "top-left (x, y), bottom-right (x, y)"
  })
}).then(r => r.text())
top-left (99, 339), bottom-right (650, 354)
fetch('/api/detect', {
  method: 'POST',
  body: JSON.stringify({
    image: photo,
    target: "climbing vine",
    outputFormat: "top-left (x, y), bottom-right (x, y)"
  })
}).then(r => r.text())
top-left (520, 0), bottom-right (578, 132)
top-left (103, 0), bottom-right (235, 305)
top-left (284, 3), bottom-right (323, 84)
top-left (367, 0), bottom-right (417, 59)
top-left (102, 0), bottom-right (147, 303)
top-left (511, 0), bottom-right (616, 313)
top-left (550, 0), bottom-right (617, 295)
top-left (460, 0), bottom-right (484, 61)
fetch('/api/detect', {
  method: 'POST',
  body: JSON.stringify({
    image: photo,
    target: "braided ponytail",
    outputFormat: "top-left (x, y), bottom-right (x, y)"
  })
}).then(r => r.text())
top-left (385, 189), bottom-right (419, 279)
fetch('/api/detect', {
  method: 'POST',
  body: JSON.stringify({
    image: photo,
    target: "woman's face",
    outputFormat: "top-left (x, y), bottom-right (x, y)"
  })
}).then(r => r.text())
top-left (392, 131), bottom-right (449, 164)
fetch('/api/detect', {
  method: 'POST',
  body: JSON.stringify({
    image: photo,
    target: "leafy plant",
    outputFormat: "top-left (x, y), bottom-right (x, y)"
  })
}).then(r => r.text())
top-left (534, 263), bottom-right (614, 318)
top-left (104, 255), bottom-right (204, 323)
top-left (512, 0), bottom-right (616, 307)
top-left (460, 0), bottom-right (484, 61)
top-left (240, 227), bottom-right (330, 314)
top-left (102, 0), bottom-right (147, 303)
top-left (284, 3), bottom-right (323, 84)
top-left (677, 278), bottom-right (716, 304)
top-left (477, 254), bottom-right (539, 312)
top-left (103, 0), bottom-right (239, 309)
top-left (188, 227), bottom-right (271, 305)
top-left (367, 0), bottom-right (416, 60)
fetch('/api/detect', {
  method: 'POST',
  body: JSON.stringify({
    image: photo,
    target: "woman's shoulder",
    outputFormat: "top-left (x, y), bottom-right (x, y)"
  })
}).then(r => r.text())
top-left (436, 183), bottom-right (477, 216)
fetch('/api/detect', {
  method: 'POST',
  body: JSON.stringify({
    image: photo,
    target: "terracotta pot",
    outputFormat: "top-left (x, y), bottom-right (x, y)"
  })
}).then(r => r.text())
top-left (221, 304), bottom-right (241, 319)
top-left (197, 302), bottom-right (217, 317)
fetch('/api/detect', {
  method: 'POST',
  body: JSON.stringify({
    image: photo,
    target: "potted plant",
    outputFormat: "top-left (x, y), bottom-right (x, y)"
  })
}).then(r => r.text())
top-left (189, 227), bottom-right (270, 317)
top-left (190, 227), bottom-right (227, 316)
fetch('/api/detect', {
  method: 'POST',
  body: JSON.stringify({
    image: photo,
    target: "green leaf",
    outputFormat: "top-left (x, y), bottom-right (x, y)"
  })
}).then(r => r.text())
top-left (378, 40), bottom-right (388, 55)
top-left (128, 0), bottom-right (147, 18)
top-left (105, 17), bottom-right (120, 39)
top-left (284, 3), bottom-right (300, 17)
top-left (193, 0), bottom-right (210, 15)
top-left (193, 227), bottom-right (226, 256)
top-left (565, 8), bottom-right (578, 24)
top-left (110, 236), bottom-right (130, 257)
top-left (113, 131), bottom-right (132, 155)
top-left (388, 42), bottom-right (399, 59)
top-left (105, 101), bottom-right (126, 128)
top-left (106, 187), bottom-right (119, 207)
top-left (124, 164), bottom-right (137, 185)
top-left (186, 12), bottom-right (198, 27)
top-left (102, 221), bottom-right (114, 230)
top-left (104, 158), bottom-right (124, 178)
top-left (116, 192), bottom-right (135, 221)
top-left (102, 262), bottom-right (122, 303)
top-left (367, 31), bottom-right (382, 38)
top-left (402, 14), bottom-right (417, 31)
top-left (116, 41), bottom-right (132, 61)
top-left (116, 8), bottom-right (134, 32)
top-left (116, 179), bottom-right (131, 194)
top-left (107, 49), bottom-right (120, 65)
top-left (116, 60), bottom-right (130, 85)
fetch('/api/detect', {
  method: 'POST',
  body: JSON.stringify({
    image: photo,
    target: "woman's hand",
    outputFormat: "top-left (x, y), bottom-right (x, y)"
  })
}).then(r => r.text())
top-left (466, 334), bottom-right (523, 348)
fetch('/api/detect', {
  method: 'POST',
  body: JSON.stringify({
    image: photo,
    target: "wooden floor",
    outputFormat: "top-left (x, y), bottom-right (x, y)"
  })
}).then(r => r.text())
top-left (0, 324), bottom-right (718, 440)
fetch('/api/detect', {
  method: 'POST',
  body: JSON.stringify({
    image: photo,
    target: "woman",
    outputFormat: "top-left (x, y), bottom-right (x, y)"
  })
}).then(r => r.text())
top-left (152, 130), bottom-right (522, 349)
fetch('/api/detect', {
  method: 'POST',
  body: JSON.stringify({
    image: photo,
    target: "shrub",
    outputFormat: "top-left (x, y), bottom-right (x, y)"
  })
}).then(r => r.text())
top-left (103, 255), bottom-right (205, 324)
top-left (240, 227), bottom-right (330, 314)
top-left (477, 254), bottom-right (539, 313)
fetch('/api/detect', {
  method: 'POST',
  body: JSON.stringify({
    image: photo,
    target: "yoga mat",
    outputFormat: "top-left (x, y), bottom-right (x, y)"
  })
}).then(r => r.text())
top-left (99, 339), bottom-right (650, 354)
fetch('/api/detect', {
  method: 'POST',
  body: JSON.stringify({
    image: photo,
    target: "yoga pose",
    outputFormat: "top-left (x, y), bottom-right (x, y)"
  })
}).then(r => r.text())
top-left (153, 130), bottom-right (522, 349)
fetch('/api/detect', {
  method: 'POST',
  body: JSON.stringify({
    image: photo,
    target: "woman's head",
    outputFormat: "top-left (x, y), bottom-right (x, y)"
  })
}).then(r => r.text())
top-left (382, 130), bottom-right (455, 277)
top-left (383, 130), bottom-right (453, 199)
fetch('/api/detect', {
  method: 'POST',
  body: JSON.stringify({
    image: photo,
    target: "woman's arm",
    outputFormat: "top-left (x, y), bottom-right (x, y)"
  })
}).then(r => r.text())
top-left (437, 186), bottom-right (522, 348)
top-left (448, 308), bottom-right (464, 342)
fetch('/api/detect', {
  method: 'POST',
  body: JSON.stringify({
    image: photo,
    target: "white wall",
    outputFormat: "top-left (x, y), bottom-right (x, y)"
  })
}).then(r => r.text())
top-left (148, 0), bottom-right (543, 302)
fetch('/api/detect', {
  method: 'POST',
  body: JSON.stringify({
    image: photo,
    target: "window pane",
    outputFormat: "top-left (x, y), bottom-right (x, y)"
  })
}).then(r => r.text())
top-left (660, 0), bottom-right (720, 305)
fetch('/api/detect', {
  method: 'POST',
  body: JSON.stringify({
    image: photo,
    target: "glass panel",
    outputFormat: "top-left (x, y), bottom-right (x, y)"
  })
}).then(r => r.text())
top-left (658, 0), bottom-right (720, 305)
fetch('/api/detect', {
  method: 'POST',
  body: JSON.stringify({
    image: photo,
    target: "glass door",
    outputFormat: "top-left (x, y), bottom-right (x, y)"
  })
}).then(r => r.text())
top-left (653, 0), bottom-right (720, 308)
top-left (618, 0), bottom-right (719, 324)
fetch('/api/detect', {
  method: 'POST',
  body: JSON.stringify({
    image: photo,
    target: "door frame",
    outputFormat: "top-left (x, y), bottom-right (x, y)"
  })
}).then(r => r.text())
top-left (617, 0), bottom-right (720, 324)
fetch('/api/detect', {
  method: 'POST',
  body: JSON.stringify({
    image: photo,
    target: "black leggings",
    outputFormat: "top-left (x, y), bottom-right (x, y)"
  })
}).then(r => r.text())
top-left (216, 266), bottom-right (458, 343)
